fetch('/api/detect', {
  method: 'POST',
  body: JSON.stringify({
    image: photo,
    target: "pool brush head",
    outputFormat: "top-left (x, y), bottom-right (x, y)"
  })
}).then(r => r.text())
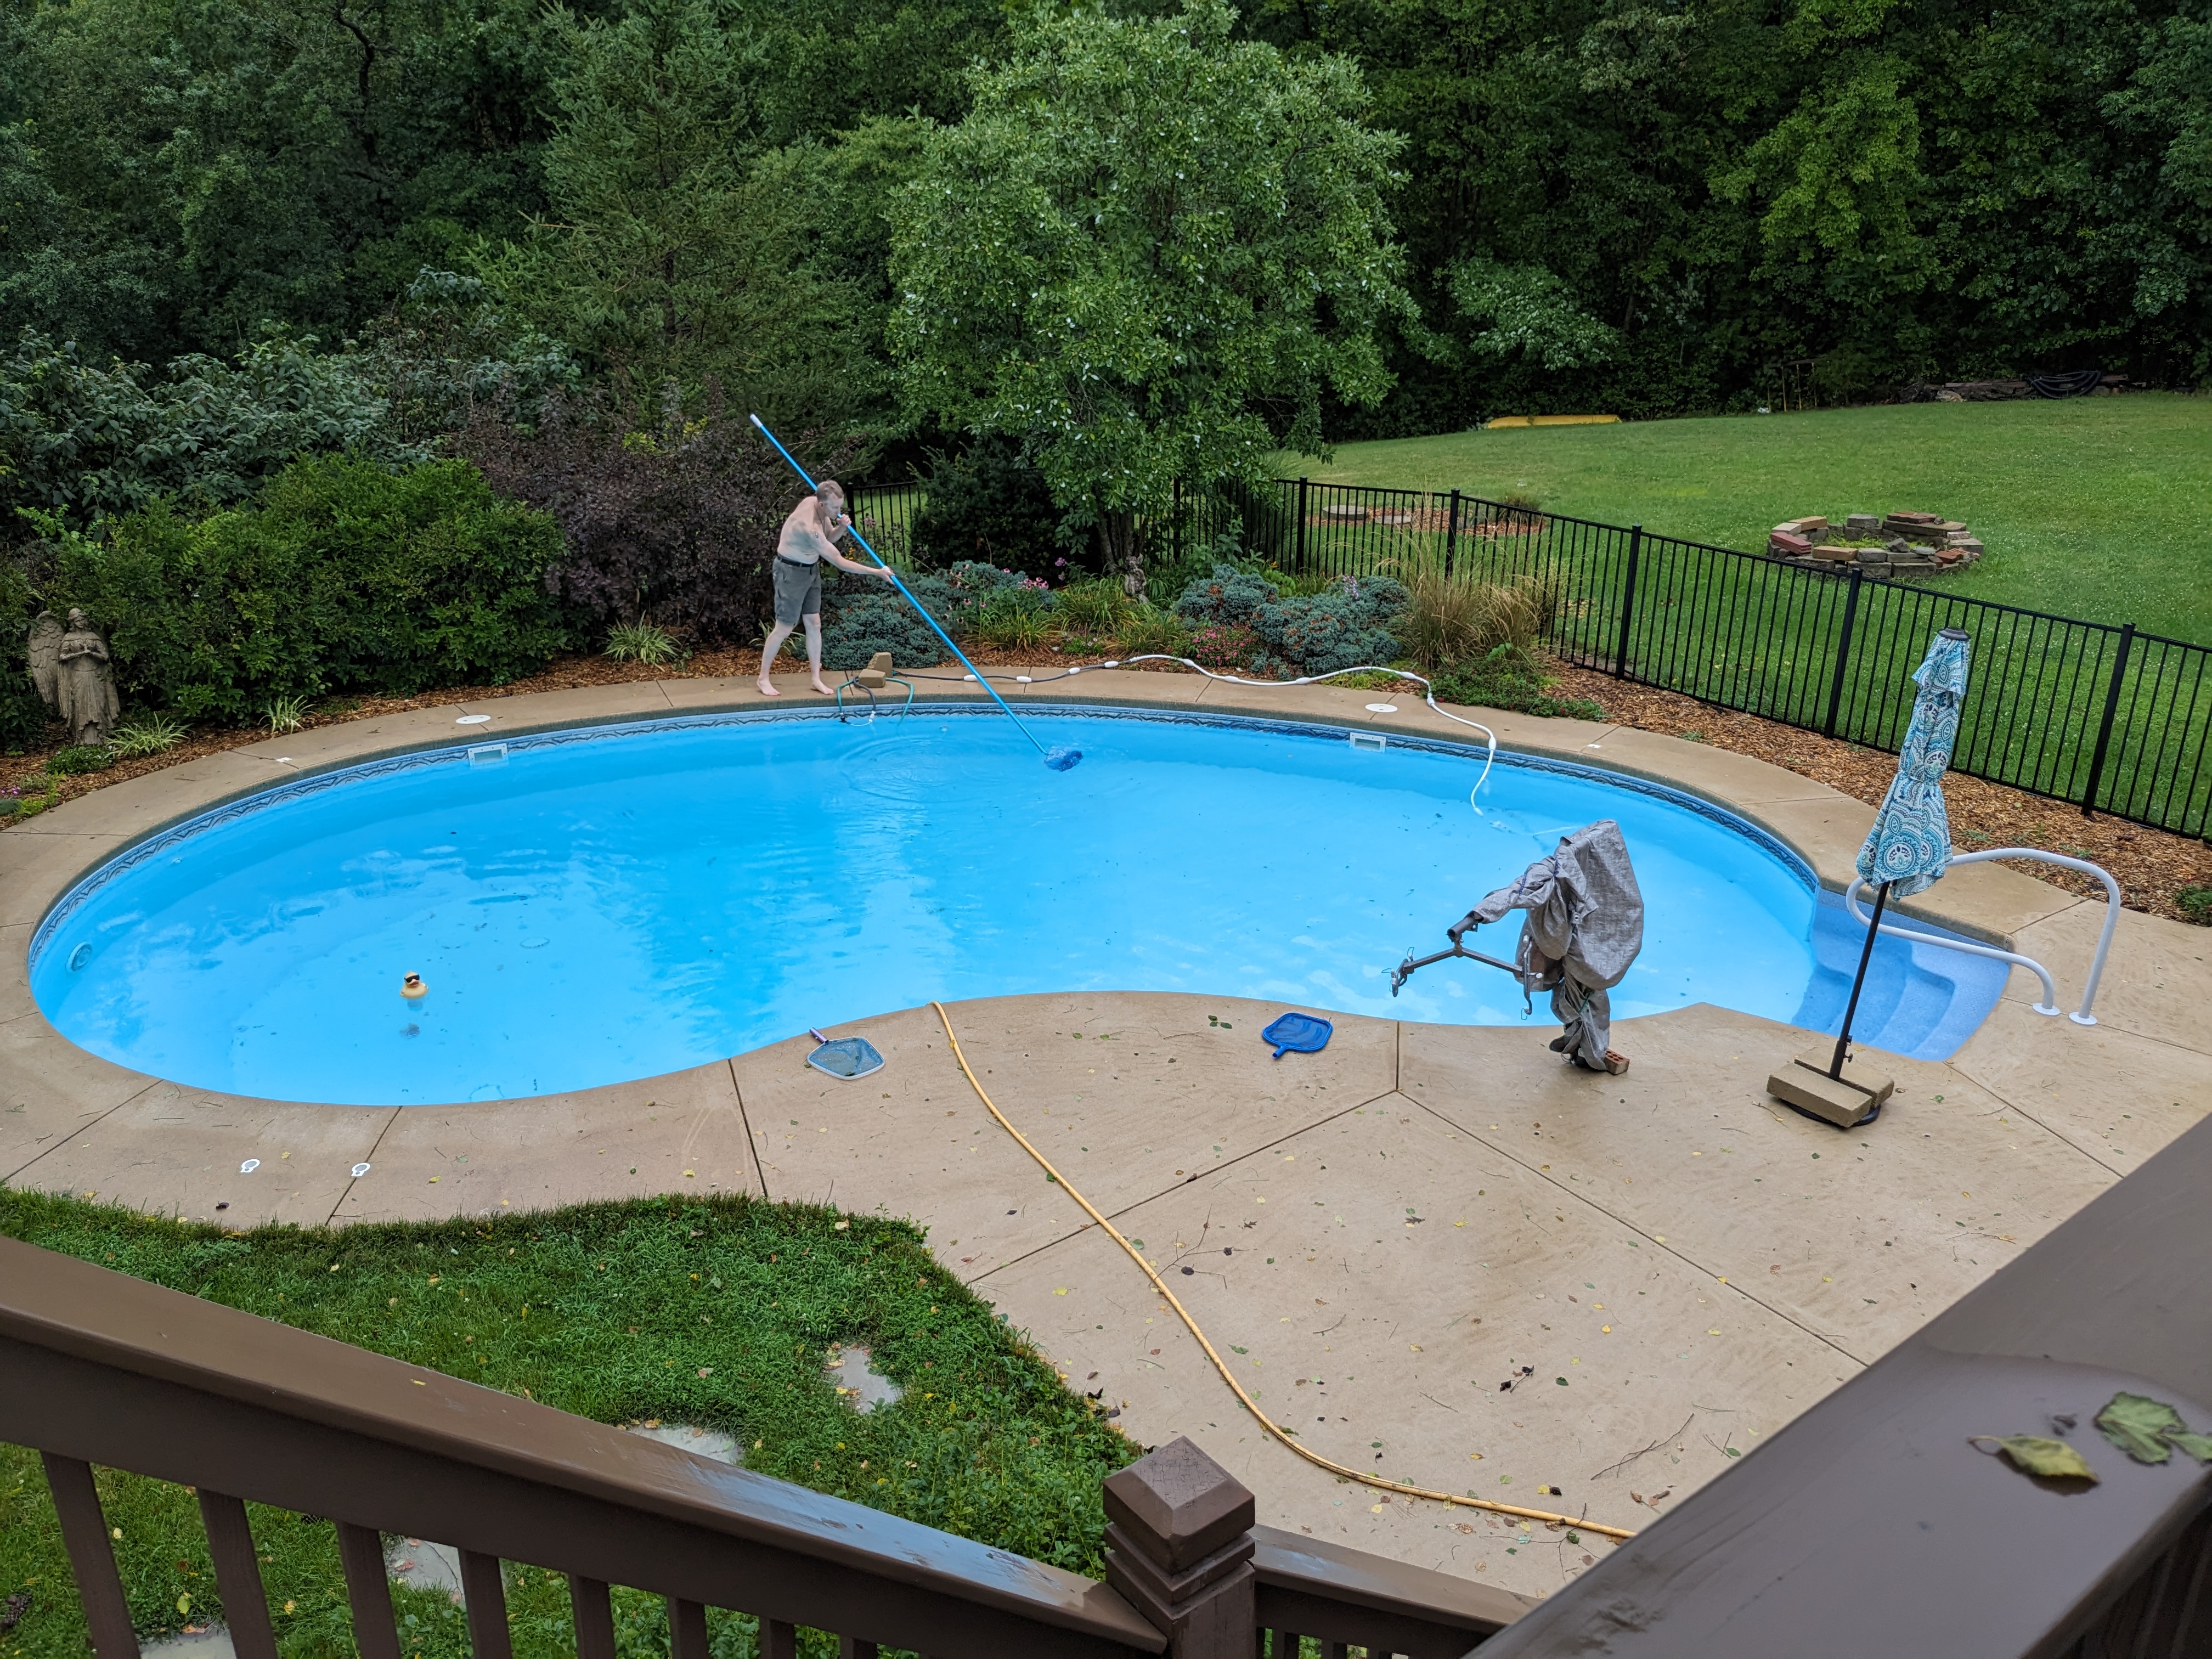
top-left (1045, 747), bottom-right (1082, 771)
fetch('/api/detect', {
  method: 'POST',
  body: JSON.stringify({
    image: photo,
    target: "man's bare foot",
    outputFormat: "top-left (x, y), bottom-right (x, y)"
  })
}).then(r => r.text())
top-left (757, 680), bottom-right (781, 697)
top-left (809, 679), bottom-right (834, 696)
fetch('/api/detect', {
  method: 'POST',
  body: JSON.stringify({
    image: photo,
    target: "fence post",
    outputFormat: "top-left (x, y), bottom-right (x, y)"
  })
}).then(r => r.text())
top-left (1295, 477), bottom-right (1310, 572)
top-left (1173, 477), bottom-right (1183, 567)
top-left (2079, 622), bottom-right (2136, 819)
top-left (1446, 488), bottom-right (1462, 575)
top-left (1611, 524), bottom-right (1643, 680)
top-left (1822, 568), bottom-right (1865, 739)
top-left (1102, 1436), bottom-right (1256, 1659)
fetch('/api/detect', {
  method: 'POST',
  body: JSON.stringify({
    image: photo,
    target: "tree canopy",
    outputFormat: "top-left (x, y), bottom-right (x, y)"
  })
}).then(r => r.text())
top-left (0, 0), bottom-right (2204, 473)
top-left (888, 0), bottom-right (1411, 584)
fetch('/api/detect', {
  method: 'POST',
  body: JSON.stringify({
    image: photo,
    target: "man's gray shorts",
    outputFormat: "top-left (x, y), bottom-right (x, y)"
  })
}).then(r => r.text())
top-left (772, 556), bottom-right (822, 625)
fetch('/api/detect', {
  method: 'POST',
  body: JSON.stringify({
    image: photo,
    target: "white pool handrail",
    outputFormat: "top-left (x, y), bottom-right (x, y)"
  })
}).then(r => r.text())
top-left (1844, 848), bottom-right (2121, 1027)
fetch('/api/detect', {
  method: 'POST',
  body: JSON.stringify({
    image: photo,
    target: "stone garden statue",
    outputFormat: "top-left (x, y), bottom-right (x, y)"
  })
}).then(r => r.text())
top-left (36, 609), bottom-right (121, 746)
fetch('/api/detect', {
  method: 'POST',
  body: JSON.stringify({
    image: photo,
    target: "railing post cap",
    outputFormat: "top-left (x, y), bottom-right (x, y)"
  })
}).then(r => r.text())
top-left (1103, 1437), bottom-right (1255, 1573)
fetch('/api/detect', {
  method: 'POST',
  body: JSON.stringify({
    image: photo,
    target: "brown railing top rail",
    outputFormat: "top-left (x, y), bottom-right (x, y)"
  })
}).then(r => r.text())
top-left (0, 1236), bottom-right (1164, 1656)
top-left (1256, 1531), bottom-right (1531, 1654)
top-left (1479, 1110), bottom-right (2212, 1658)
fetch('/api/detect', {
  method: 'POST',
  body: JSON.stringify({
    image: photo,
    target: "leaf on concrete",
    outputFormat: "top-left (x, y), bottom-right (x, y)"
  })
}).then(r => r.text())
top-left (2096, 1393), bottom-right (2185, 1464)
top-left (1971, 1435), bottom-right (2099, 1483)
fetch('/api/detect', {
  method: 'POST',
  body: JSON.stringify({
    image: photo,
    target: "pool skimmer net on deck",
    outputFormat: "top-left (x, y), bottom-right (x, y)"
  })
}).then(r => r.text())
top-left (806, 1029), bottom-right (885, 1080)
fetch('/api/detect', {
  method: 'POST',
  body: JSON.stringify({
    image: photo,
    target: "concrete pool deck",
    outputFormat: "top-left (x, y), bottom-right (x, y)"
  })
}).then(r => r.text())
top-left (4, 670), bottom-right (2208, 1602)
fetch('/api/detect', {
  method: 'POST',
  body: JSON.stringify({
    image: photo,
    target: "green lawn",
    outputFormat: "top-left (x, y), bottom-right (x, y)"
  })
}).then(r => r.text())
top-left (1284, 394), bottom-right (2212, 646)
top-left (0, 1191), bottom-right (1131, 1659)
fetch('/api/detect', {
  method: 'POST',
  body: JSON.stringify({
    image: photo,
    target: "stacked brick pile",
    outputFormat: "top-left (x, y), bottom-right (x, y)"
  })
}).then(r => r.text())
top-left (1767, 511), bottom-right (1985, 579)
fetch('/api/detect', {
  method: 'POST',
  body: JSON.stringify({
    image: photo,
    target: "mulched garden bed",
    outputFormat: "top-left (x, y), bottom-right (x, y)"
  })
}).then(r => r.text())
top-left (9, 646), bottom-right (2207, 924)
top-left (1543, 658), bottom-right (2211, 923)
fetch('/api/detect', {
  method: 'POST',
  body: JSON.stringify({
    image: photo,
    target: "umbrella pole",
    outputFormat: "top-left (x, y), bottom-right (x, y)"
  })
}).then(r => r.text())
top-left (1830, 880), bottom-right (1892, 1079)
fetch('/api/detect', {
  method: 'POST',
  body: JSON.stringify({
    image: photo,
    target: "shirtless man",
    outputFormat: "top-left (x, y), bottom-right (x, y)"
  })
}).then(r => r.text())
top-left (759, 480), bottom-right (895, 697)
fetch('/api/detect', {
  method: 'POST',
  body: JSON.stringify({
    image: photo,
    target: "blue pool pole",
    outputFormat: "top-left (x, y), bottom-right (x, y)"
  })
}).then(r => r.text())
top-left (749, 415), bottom-right (1081, 772)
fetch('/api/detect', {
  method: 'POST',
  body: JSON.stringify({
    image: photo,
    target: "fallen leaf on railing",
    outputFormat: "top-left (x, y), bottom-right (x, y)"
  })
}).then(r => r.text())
top-left (2094, 1392), bottom-right (2212, 1464)
top-left (1968, 1435), bottom-right (2097, 1482)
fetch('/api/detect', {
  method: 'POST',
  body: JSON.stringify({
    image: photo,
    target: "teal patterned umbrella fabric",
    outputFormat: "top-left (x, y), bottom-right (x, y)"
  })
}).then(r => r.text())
top-left (1857, 629), bottom-right (1971, 899)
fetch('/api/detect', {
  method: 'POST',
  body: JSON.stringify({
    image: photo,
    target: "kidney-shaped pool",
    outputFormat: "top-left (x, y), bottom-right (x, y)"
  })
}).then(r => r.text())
top-left (28, 706), bottom-right (2007, 1105)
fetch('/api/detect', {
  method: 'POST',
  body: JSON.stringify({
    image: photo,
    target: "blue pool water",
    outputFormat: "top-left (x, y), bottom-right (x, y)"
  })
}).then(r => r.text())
top-left (28, 707), bottom-right (2006, 1105)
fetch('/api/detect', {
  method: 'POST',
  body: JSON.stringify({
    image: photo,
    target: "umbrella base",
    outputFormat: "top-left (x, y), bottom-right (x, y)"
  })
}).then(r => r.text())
top-left (1768, 1048), bottom-right (1894, 1129)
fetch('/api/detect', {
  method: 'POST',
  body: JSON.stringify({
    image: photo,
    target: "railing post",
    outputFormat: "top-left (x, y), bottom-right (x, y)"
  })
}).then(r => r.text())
top-left (1822, 567), bottom-right (1865, 739)
top-left (2080, 622), bottom-right (2136, 818)
top-left (1103, 1437), bottom-right (1256, 1659)
top-left (1445, 488), bottom-right (1462, 575)
top-left (41, 1453), bottom-right (140, 1659)
top-left (1611, 524), bottom-right (1643, 680)
top-left (197, 1491), bottom-right (280, 1659)
top-left (1172, 476), bottom-right (1183, 567)
top-left (1295, 477), bottom-right (1309, 572)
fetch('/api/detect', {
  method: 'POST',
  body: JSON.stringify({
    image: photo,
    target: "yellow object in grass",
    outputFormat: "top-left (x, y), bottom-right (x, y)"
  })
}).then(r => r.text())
top-left (1484, 414), bottom-right (1621, 428)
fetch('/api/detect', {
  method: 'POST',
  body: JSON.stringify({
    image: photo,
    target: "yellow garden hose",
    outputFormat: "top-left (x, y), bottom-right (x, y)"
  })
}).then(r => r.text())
top-left (930, 1002), bottom-right (1635, 1543)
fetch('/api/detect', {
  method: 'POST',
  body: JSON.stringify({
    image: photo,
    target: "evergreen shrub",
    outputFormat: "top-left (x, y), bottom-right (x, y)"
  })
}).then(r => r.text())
top-left (54, 456), bottom-right (570, 720)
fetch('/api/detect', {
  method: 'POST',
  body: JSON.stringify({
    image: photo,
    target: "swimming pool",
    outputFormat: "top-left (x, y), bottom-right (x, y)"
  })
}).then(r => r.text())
top-left (28, 707), bottom-right (2007, 1105)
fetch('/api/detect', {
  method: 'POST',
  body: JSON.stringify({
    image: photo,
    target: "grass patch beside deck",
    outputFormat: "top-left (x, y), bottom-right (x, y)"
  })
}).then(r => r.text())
top-left (0, 1190), bottom-right (1133, 1659)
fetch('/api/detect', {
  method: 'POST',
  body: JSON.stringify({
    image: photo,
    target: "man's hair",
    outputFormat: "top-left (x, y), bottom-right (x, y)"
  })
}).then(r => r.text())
top-left (815, 480), bottom-right (845, 512)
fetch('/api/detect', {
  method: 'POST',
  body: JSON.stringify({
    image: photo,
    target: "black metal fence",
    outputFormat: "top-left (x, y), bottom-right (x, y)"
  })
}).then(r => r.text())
top-left (848, 476), bottom-right (2212, 839)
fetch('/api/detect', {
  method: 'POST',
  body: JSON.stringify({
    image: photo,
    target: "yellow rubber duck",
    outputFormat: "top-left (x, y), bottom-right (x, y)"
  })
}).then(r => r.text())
top-left (401, 972), bottom-right (428, 1000)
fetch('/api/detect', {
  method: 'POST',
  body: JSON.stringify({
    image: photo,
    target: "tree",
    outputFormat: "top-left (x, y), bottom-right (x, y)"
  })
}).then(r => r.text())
top-left (1, 0), bottom-right (559, 368)
top-left (887, 0), bottom-right (1412, 593)
top-left (484, 0), bottom-right (878, 427)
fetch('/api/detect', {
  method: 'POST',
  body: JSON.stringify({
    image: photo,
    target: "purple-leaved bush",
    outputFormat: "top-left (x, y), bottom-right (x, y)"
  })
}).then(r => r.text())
top-left (461, 382), bottom-right (858, 644)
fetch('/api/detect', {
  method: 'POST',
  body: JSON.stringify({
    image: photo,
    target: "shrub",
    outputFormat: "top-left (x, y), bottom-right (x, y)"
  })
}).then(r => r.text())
top-left (263, 695), bottom-right (310, 734)
top-left (1054, 578), bottom-right (1131, 637)
top-left (973, 584), bottom-right (1055, 650)
top-left (816, 561), bottom-right (1049, 669)
top-left (1431, 643), bottom-right (1606, 720)
top-left (910, 439), bottom-right (1073, 579)
top-left (1114, 602), bottom-right (1193, 658)
top-left (2180, 886), bottom-right (2212, 926)
top-left (1172, 563), bottom-right (1280, 630)
top-left (462, 385), bottom-right (854, 645)
top-left (1391, 561), bottom-right (1558, 672)
top-left (46, 744), bottom-right (115, 775)
top-left (54, 456), bottom-right (571, 721)
top-left (817, 571), bottom-right (951, 672)
top-left (605, 622), bottom-right (684, 665)
top-left (0, 329), bottom-right (426, 526)
top-left (110, 713), bottom-right (189, 757)
top-left (1249, 576), bottom-right (1408, 677)
top-left (1190, 622), bottom-right (1260, 670)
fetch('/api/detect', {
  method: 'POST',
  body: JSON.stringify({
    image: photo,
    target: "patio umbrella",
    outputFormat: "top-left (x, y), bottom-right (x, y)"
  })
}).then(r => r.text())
top-left (1828, 627), bottom-right (1971, 1078)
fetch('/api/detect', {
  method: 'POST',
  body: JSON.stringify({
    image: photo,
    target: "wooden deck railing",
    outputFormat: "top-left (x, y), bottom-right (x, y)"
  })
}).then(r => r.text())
top-left (0, 1235), bottom-right (1526, 1658)
top-left (8, 1114), bottom-right (2211, 1656)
